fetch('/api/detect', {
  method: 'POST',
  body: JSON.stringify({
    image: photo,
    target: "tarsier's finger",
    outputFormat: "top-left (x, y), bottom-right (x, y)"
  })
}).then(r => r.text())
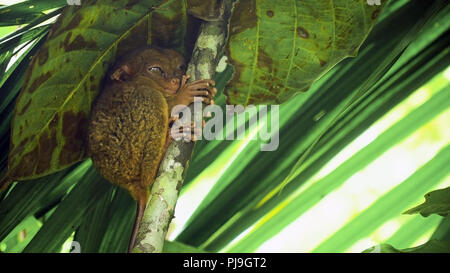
top-left (201, 97), bottom-right (212, 104)
top-left (187, 79), bottom-right (215, 87)
top-left (171, 134), bottom-right (188, 142)
top-left (175, 122), bottom-right (202, 136)
top-left (208, 87), bottom-right (217, 97)
top-left (187, 82), bottom-right (214, 92)
top-left (203, 87), bottom-right (217, 100)
top-left (202, 86), bottom-right (217, 98)
top-left (181, 74), bottom-right (190, 86)
top-left (189, 86), bottom-right (216, 101)
top-left (175, 123), bottom-right (190, 133)
top-left (192, 94), bottom-right (214, 104)
top-left (171, 131), bottom-right (200, 142)
top-left (174, 129), bottom-right (202, 137)
top-left (190, 90), bottom-right (210, 97)
top-left (176, 121), bottom-right (199, 130)
top-left (189, 96), bottom-right (211, 104)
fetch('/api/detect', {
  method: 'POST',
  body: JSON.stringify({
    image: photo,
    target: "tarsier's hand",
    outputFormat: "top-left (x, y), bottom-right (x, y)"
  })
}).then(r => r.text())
top-left (174, 75), bottom-right (217, 106)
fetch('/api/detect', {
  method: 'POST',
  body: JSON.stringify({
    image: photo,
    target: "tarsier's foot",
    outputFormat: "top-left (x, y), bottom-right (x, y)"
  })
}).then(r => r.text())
top-left (174, 75), bottom-right (217, 106)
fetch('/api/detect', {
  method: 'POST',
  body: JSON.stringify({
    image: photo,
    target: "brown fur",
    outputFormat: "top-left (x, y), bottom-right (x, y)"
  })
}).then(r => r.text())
top-left (87, 47), bottom-right (185, 252)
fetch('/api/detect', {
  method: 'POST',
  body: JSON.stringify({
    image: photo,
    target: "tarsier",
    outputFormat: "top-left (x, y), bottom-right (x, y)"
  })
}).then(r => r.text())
top-left (87, 47), bottom-right (216, 252)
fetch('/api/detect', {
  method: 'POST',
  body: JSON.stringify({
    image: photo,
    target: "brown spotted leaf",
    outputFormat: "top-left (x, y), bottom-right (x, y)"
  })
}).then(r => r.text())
top-left (225, 0), bottom-right (387, 106)
top-left (3, 0), bottom-right (193, 184)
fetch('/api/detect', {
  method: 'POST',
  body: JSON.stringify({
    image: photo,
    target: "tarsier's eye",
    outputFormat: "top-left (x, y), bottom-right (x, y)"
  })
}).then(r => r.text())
top-left (148, 66), bottom-right (163, 73)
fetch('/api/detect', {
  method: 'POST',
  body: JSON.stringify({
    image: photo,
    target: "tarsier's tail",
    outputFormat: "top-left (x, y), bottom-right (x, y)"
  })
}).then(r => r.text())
top-left (128, 196), bottom-right (147, 253)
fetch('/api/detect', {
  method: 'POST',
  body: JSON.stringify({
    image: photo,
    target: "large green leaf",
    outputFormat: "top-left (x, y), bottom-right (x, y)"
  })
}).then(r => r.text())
top-left (1, 0), bottom-right (195, 185)
top-left (225, 0), bottom-right (387, 105)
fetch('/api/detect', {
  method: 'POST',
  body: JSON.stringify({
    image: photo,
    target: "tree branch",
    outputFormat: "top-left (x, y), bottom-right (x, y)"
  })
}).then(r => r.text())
top-left (131, 1), bottom-right (233, 253)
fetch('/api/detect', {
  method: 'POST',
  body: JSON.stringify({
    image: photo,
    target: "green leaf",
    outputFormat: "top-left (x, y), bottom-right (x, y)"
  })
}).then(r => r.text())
top-left (225, 0), bottom-right (387, 106)
top-left (0, 0), bottom-right (67, 26)
top-left (0, 7), bottom-right (59, 102)
top-left (0, 50), bottom-right (13, 80)
top-left (404, 187), bottom-right (450, 217)
top-left (0, 27), bottom-right (49, 93)
top-left (430, 216), bottom-right (450, 242)
top-left (23, 162), bottom-right (111, 253)
top-left (384, 215), bottom-right (444, 250)
top-left (0, 161), bottom-right (86, 242)
top-left (0, 216), bottom-right (41, 253)
top-left (363, 240), bottom-right (450, 253)
top-left (0, 6), bottom-right (63, 53)
top-left (163, 240), bottom-right (206, 253)
top-left (74, 185), bottom-right (115, 253)
top-left (312, 146), bottom-right (450, 253)
top-left (98, 187), bottom-right (135, 253)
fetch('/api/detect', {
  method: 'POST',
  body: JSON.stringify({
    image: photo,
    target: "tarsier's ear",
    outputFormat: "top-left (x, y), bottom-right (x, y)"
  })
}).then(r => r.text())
top-left (110, 65), bottom-right (133, 81)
